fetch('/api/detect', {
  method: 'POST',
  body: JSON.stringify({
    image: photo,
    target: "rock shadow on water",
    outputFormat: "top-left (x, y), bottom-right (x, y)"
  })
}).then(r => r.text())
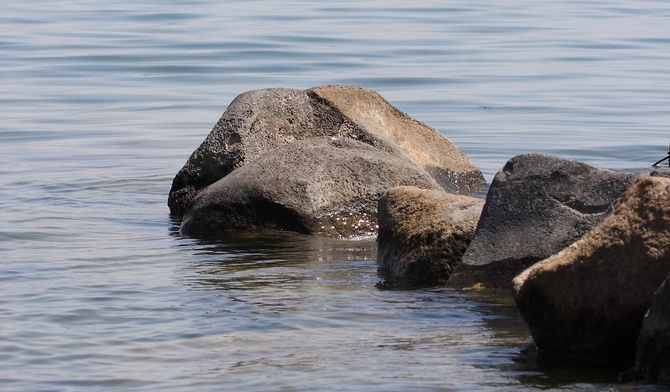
top-left (471, 299), bottom-right (664, 390)
top-left (509, 345), bottom-right (654, 391)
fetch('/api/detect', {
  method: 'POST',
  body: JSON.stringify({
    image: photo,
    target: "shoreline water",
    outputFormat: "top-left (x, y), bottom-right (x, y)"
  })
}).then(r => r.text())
top-left (3, 1), bottom-right (670, 390)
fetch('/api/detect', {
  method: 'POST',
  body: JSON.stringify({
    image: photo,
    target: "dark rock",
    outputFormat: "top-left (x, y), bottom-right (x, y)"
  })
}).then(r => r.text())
top-left (169, 85), bottom-right (484, 215)
top-left (512, 175), bottom-right (670, 363)
top-left (377, 186), bottom-right (484, 286)
top-left (180, 137), bottom-right (442, 239)
top-left (447, 153), bottom-right (636, 290)
top-left (169, 88), bottom-right (340, 216)
top-left (622, 273), bottom-right (670, 384)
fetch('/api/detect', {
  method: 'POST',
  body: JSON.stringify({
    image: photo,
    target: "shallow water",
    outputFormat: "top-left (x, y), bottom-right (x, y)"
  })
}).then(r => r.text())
top-left (2, 1), bottom-right (670, 390)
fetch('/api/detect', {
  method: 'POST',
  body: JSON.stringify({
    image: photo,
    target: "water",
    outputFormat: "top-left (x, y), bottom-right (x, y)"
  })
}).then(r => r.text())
top-left (2, 1), bottom-right (670, 390)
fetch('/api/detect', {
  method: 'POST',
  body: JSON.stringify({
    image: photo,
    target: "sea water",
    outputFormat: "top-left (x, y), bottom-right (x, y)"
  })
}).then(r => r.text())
top-left (2, 1), bottom-right (670, 390)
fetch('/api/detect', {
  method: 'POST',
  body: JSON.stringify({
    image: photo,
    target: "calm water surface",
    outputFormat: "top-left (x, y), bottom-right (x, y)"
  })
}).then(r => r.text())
top-left (2, 1), bottom-right (670, 390)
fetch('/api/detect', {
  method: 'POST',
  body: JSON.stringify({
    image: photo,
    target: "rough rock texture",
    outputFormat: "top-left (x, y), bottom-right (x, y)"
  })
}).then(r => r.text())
top-left (168, 85), bottom-right (484, 215)
top-left (447, 153), bottom-right (636, 289)
top-left (652, 169), bottom-right (670, 179)
top-left (512, 175), bottom-right (670, 363)
top-left (377, 186), bottom-right (484, 286)
top-left (622, 273), bottom-right (670, 384)
top-left (311, 85), bottom-right (484, 193)
top-left (180, 137), bottom-right (443, 239)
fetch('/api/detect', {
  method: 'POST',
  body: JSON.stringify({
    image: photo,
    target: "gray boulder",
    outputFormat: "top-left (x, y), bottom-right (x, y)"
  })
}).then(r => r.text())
top-left (622, 273), bottom-right (670, 384)
top-left (447, 153), bottom-right (636, 290)
top-left (377, 186), bottom-right (484, 286)
top-left (512, 175), bottom-right (670, 363)
top-left (180, 137), bottom-right (442, 239)
top-left (169, 85), bottom-right (484, 215)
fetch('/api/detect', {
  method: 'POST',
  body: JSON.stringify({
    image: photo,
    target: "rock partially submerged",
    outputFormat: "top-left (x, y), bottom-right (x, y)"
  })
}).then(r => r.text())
top-left (180, 137), bottom-right (442, 239)
top-left (512, 175), bottom-right (670, 363)
top-left (447, 153), bottom-right (636, 290)
top-left (169, 85), bottom-right (484, 215)
top-left (377, 186), bottom-right (484, 286)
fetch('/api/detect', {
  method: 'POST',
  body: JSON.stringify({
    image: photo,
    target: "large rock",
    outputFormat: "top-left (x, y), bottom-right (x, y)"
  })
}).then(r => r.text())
top-left (377, 186), bottom-right (484, 286)
top-left (168, 85), bottom-right (484, 215)
top-left (447, 153), bottom-right (636, 289)
top-left (622, 273), bottom-right (670, 384)
top-left (180, 137), bottom-right (443, 239)
top-left (512, 175), bottom-right (670, 363)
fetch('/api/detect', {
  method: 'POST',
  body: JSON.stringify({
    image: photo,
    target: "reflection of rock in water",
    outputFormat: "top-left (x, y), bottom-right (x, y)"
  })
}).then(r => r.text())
top-left (511, 344), bottom-right (631, 388)
top-left (179, 230), bottom-right (378, 293)
top-left (460, 290), bottom-right (630, 388)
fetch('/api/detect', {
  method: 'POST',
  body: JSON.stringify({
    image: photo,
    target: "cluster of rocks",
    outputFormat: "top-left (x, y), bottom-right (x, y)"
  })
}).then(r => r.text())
top-left (170, 85), bottom-right (484, 238)
top-left (170, 86), bottom-right (670, 385)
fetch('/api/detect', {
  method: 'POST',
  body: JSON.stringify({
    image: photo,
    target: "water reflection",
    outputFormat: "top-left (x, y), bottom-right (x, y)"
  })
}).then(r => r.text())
top-left (463, 290), bottom-right (670, 390)
top-left (170, 228), bottom-right (665, 390)
top-left (178, 230), bottom-right (377, 285)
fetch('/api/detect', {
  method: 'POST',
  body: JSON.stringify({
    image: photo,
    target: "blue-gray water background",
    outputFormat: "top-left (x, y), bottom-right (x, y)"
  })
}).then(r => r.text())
top-left (2, 1), bottom-right (670, 391)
